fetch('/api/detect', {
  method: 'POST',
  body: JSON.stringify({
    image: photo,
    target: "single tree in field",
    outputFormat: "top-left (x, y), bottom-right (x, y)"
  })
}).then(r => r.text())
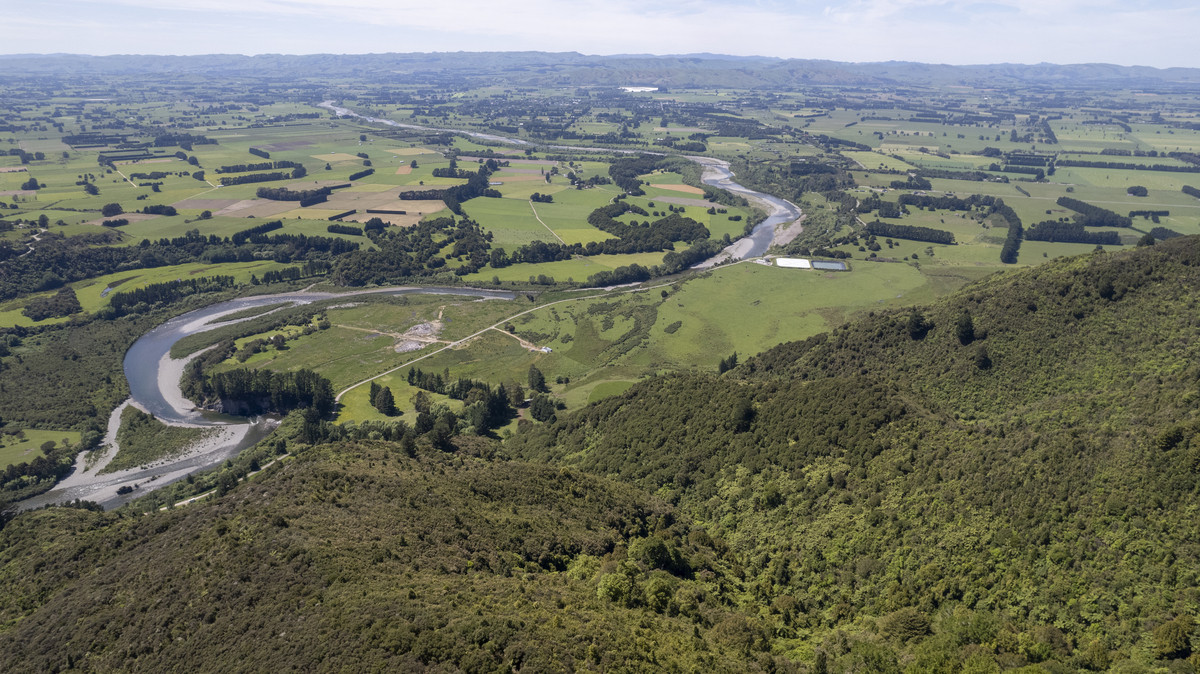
top-left (373, 385), bottom-right (396, 416)
top-left (101, 203), bottom-right (123, 217)
top-left (528, 365), bottom-right (547, 393)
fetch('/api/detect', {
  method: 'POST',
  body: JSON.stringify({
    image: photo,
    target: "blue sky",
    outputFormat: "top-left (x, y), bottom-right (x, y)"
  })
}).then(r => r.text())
top-left (7, 0), bottom-right (1198, 68)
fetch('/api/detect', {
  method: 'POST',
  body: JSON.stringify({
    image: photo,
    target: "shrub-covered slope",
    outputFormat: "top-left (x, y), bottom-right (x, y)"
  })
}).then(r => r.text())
top-left (508, 237), bottom-right (1200, 670)
top-left (0, 445), bottom-right (784, 673)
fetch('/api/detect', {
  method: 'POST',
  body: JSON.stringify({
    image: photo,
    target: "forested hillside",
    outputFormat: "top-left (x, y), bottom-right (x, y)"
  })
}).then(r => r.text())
top-left (509, 236), bottom-right (1200, 670)
top-left (0, 446), bottom-right (786, 672)
top-left (2, 238), bottom-right (1199, 671)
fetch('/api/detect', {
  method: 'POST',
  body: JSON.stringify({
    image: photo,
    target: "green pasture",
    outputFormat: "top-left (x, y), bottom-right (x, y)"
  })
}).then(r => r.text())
top-left (706, 137), bottom-right (754, 154)
top-left (497, 260), bottom-right (958, 407)
top-left (0, 429), bottom-right (80, 469)
top-left (208, 292), bottom-right (525, 394)
top-left (229, 259), bottom-right (975, 416)
top-left (464, 191), bottom-right (616, 248)
top-left (1056, 153), bottom-right (1191, 168)
top-left (337, 377), bottom-right (464, 424)
top-left (213, 324), bottom-right (403, 391)
top-left (843, 152), bottom-right (916, 172)
top-left (1018, 240), bottom-right (1124, 261)
top-left (76, 260), bottom-right (289, 311)
top-left (904, 153), bottom-right (998, 171)
top-left (1132, 127), bottom-right (1200, 154)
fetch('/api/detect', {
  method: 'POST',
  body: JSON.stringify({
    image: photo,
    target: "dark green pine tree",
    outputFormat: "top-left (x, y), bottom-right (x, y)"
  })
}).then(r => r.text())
top-left (528, 365), bottom-right (547, 393)
top-left (372, 385), bottom-right (396, 416)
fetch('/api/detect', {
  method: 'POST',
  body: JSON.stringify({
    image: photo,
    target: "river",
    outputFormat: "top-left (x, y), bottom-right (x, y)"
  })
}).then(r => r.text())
top-left (18, 286), bottom-right (514, 511)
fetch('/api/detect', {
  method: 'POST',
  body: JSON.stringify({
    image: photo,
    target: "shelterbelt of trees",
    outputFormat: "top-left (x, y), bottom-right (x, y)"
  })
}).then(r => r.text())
top-left (2, 237), bottom-right (1199, 671)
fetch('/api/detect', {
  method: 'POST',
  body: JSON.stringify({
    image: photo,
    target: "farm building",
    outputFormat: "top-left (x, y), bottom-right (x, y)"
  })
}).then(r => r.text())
top-left (774, 257), bottom-right (849, 271)
top-left (775, 257), bottom-right (812, 269)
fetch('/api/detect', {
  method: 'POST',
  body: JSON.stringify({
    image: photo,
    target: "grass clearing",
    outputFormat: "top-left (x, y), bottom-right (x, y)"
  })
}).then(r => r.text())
top-left (843, 151), bottom-right (917, 171)
top-left (0, 429), bottom-right (80, 468)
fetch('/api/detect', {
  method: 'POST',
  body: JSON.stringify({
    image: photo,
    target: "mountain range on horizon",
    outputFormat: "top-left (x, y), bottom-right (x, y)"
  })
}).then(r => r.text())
top-left (3, 52), bottom-right (1200, 89)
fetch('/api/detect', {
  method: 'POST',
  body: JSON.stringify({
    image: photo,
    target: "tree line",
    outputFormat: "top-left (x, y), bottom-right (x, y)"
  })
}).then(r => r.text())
top-left (230, 220), bottom-right (283, 244)
top-left (215, 160), bottom-right (302, 174)
top-left (1055, 159), bottom-right (1200, 173)
top-left (326, 223), bottom-right (363, 236)
top-left (865, 220), bottom-right (955, 245)
top-left (0, 226), bottom-right (356, 303)
top-left (219, 171), bottom-right (290, 186)
top-left (398, 166), bottom-right (501, 214)
top-left (192, 367), bottom-right (334, 417)
top-left (105, 276), bottom-right (237, 318)
top-left (255, 186), bottom-right (331, 206)
top-left (994, 199), bottom-right (1024, 264)
top-left (1057, 196), bottom-right (1132, 227)
top-left (1025, 221), bottom-right (1121, 245)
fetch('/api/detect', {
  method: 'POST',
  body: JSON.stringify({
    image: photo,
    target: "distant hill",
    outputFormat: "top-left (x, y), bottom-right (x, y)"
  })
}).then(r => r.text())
top-left (3, 52), bottom-right (1200, 89)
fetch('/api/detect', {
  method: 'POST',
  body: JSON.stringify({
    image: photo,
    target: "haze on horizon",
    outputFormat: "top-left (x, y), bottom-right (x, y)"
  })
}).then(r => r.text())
top-left (7, 0), bottom-right (1199, 70)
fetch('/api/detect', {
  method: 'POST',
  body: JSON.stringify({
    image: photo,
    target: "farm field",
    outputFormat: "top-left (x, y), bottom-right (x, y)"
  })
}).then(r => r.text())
top-left (0, 429), bottom-right (80, 469)
top-left (203, 293), bottom-right (526, 394)
top-left (214, 252), bottom-right (963, 423)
